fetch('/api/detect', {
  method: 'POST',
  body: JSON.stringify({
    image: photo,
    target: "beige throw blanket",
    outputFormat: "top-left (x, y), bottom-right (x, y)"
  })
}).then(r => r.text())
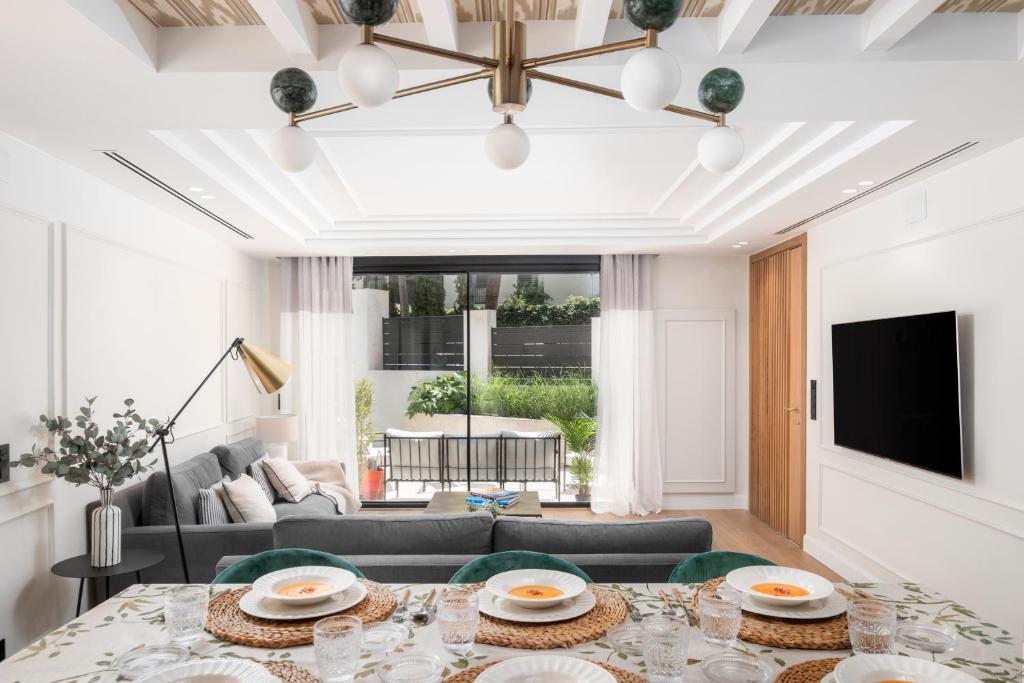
top-left (293, 460), bottom-right (363, 515)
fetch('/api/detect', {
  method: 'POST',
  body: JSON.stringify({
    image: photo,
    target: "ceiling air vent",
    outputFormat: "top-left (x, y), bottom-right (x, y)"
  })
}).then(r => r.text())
top-left (101, 152), bottom-right (253, 239)
top-left (775, 141), bottom-right (980, 235)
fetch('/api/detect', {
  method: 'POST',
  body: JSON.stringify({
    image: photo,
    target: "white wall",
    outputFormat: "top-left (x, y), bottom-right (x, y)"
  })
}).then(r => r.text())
top-left (0, 131), bottom-right (266, 650)
top-left (653, 255), bottom-right (750, 510)
top-left (805, 138), bottom-right (1024, 633)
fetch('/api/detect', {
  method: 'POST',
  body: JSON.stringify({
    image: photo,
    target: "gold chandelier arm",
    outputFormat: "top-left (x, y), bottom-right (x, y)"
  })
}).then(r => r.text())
top-left (292, 68), bottom-right (495, 124)
top-left (525, 69), bottom-right (723, 125)
top-left (373, 33), bottom-right (499, 68)
top-left (520, 37), bottom-right (648, 70)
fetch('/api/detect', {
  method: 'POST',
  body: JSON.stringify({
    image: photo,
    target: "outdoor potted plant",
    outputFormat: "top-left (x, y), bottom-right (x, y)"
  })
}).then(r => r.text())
top-left (14, 397), bottom-right (160, 567)
top-left (546, 414), bottom-right (596, 502)
top-left (355, 377), bottom-right (386, 500)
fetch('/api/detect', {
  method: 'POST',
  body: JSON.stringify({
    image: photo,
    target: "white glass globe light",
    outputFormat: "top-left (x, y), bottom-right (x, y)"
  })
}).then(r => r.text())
top-left (485, 122), bottom-right (530, 170)
top-left (620, 47), bottom-right (681, 112)
top-left (698, 125), bottom-right (744, 173)
top-left (269, 125), bottom-right (317, 173)
top-left (338, 43), bottom-right (399, 108)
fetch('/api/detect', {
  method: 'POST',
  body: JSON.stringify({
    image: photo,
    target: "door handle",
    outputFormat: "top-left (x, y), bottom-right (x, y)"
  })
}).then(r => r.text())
top-left (784, 406), bottom-right (799, 412)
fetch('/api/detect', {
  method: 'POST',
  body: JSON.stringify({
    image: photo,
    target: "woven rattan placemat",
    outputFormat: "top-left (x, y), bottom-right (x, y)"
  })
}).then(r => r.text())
top-left (775, 657), bottom-right (844, 683)
top-left (444, 660), bottom-right (645, 683)
top-left (693, 578), bottom-right (850, 651)
top-left (261, 660), bottom-right (320, 682)
top-left (206, 580), bottom-right (397, 648)
top-left (467, 584), bottom-right (629, 650)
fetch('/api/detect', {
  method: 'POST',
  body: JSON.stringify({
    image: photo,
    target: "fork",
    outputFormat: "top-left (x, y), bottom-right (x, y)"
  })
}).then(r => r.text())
top-left (392, 588), bottom-right (412, 623)
top-left (672, 587), bottom-right (700, 628)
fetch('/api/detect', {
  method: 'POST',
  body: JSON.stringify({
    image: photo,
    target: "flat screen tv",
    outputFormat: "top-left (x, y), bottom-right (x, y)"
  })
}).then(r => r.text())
top-left (831, 311), bottom-right (963, 479)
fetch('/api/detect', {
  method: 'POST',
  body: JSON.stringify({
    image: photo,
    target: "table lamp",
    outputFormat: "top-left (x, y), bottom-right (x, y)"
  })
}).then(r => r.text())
top-left (256, 414), bottom-right (299, 459)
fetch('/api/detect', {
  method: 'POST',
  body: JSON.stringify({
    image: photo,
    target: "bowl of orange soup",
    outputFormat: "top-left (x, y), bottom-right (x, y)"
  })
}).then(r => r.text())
top-left (252, 566), bottom-right (357, 606)
top-left (485, 569), bottom-right (588, 609)
top-left (725, 566), bottom-right (834, 607)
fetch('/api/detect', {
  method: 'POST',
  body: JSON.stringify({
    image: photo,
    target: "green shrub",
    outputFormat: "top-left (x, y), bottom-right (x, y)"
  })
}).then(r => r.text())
top-left (405, 372), bottom-right (472, 418)
top-left (355, 377), bottom-right (375, 474)
top-left (496, 295), bottom-right (600, 327)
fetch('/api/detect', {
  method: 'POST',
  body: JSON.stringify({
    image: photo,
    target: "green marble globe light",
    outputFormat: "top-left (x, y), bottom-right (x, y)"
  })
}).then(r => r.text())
top-left (337, 0), bottom-right (399, 26)
top-left (698, 68), bottom-right (745, 115)
top-left (624, 0), bottom-right (683, 32)
top-left (270, 68), bottom-right (317, 114)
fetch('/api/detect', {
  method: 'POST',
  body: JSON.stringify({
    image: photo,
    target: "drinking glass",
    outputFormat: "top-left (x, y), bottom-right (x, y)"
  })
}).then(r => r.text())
top-left (847, 598), bottom-right (897, 655)
top-left (163, 586), bottom-right (209, 645)
top-left (314, 615), bottom-right (363, 683)
top-left (698, 584), bottom-right (743, 646)
top-left (642, 614), bottom-right (690, 683)
top-left (436, 588), bottom-right (478, 655)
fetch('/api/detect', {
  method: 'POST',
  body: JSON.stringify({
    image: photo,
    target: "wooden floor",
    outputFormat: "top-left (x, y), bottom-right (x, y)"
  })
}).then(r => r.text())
top-left (361, 507), bottom-right (842, 581)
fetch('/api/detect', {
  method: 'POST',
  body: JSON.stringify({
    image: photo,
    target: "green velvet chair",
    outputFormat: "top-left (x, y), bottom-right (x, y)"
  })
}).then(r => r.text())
top-left (668, 551), bottom-right (775, 584)
top-left (449, 551), bottom-right (593, 584)
top-left (212, 548), bottom-right (365, 584)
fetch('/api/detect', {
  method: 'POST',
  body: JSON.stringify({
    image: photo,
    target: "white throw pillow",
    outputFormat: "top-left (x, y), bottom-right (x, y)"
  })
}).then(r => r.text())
top-left (261, 457), bottom-right (313, 503)
top-left (218, 474), bottom-right (277, 523)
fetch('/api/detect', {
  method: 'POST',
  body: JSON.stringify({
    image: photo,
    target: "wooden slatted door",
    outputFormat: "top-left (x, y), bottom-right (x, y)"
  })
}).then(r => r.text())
top-left (749, 234), bottom-right (807, 544)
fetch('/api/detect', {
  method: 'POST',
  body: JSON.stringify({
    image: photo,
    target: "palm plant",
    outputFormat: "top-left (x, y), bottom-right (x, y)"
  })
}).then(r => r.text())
top-left (545, 414), bottom-right (596, 500)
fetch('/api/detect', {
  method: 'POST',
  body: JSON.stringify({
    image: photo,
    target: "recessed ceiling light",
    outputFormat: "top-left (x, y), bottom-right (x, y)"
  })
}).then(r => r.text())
top-left (738, 241), bottom-right (749, 246)
top-left (731, 244), bottom-right (742, 248)
top-left (188, 187), bottom-right (204, 192)
top-left (842, 188), bottom-right (857, 194)
top-left (858, 180), bottom-right (874, 186)
top-left (200, 194), bottom-right (215, 200)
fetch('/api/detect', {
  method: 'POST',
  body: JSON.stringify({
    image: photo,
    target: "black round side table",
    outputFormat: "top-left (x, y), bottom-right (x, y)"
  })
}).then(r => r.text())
top-left (52, 549), bottom-right (164, 616)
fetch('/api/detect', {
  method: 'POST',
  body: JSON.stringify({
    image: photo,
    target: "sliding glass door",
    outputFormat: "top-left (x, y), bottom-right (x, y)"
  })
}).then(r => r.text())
top-left (351, 259), bottom-right (599, 504)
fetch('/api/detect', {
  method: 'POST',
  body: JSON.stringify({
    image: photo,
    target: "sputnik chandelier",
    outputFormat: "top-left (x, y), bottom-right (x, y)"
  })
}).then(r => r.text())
top-left (267, 0), bottom-right (746, 172)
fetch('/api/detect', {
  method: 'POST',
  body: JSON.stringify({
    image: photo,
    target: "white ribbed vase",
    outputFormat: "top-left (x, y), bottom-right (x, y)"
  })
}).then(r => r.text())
top-left (91, 488), bottom-right (122, 568)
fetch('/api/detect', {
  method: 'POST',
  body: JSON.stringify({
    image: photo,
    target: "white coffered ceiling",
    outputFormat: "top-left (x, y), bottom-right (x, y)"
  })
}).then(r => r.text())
top-left (1, 1), bottom-right (1024, 256)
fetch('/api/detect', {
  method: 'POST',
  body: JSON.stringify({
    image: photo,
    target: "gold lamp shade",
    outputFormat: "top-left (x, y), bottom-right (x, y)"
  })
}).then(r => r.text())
top-left (238, 340), bottom-right (292, 394)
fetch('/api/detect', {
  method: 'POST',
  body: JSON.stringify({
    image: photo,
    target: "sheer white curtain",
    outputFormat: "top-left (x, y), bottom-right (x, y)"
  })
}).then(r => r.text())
top-left (591, 254), bottom-right (662, 516)
top-left (278, 257), bottom-right (358, 489)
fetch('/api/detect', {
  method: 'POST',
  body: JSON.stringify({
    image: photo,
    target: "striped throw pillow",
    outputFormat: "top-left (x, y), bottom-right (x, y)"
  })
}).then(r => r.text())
top-left (248, 456), bottom-right (277, 504)
top-left (197, 476), bottom-right (231, 525)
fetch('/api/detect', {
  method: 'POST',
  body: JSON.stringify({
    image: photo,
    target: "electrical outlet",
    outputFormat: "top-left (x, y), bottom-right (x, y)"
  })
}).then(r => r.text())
top-left (0, 444), bottom-right (9, 484)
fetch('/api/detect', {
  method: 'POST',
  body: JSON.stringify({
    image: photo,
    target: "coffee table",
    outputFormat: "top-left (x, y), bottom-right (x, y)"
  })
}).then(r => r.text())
top-left (426, 490), bottom-right (543, 517)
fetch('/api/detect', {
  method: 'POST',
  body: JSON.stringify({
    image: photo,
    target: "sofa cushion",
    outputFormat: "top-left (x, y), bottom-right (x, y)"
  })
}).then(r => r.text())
top-left (142, 453), bottom-right (224, 526)
top-left (273, 494), bottom-right (340, 519)
top-left (274, 513), bottom-right (494, 555)
top-left (197, 476), bottom-right (231, 525)
top-left (262, 457), bottom-right (313, 503)
top-left (493, 516), bottom-right (712, 555)
top-left (211, 438), bottom-right (267, 480)
top-left (220, 474), bottom-right (277, 523)
top-left (248, 457), bottom-right (277, 503)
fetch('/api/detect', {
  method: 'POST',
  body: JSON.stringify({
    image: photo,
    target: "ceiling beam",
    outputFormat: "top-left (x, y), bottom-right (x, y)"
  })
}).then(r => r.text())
top-left (64, 0), bottom-right (157, 70)
top-left (418, 0), bottom-right (460, 51)
top-left (861, 0), bottom-right (945, 51)
top-left (716, 0), bottom-right (778, 54)
top-left (248, 0), bottom-right (319, 62)
top-left (574, 0), bottom-right (614, 48)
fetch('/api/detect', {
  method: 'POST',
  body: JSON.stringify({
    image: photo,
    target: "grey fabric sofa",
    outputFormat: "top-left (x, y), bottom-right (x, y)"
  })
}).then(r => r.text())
top-left (216, 512), bottom-right (713, 583)
top-left (85, 437), bottom-right (344, 594)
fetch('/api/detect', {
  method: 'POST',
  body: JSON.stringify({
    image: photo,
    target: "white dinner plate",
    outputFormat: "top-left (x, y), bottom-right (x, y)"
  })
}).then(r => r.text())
top-left (485, 570), bottom-right (588, 609)
top-left (479, 587), bottom-right (596, 623)
top-left (476, 655), bottom-right (616, 683)
top-left (135, 657), bottom-right (278, 682)
top-left (822, 673), bottom-right (837, 683)
top-left (725, 566), bottom-right (835, 607)
top-left (239, 580), bottom-right (367, 621)
top-left (252, 565), bottom-right (356, 606)
top-left (740, 590), bottom-right (847, 620)
top-left (835, 655), bottom-right (979, 683)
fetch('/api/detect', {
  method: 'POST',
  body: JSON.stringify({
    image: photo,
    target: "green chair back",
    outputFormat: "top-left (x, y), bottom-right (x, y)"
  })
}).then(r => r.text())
top-left (449, 551), bottom-right (593, 584)
top-left (212, 548), bottom-right (365, 584)
top-left (668, 551), bottom-right (775, 584)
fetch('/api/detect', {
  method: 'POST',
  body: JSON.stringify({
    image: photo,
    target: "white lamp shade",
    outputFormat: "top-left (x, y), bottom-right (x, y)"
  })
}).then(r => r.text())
top-left (485, 122), bottom-right (530, 170)
top-left (698, 125), bottom-right (744, 173)
top-left (269, 125), bottom-right (317, 173)
top-left (338, 43), bottom-right (399, 109)
top-left (620, 47), bottom-right (680, 112)
top-left (256, 414), bottom-right (299, 443)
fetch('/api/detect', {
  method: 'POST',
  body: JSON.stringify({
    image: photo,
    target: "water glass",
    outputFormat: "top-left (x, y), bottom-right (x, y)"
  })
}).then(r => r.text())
top-left (847, 598), bottom-right (896, 655)
top-left (642, 614), bottom-right (690, 683)
top-left (163, 586), bottom-right (209, 644)
top-left (436, 588), bottom-right (479, 655)
top-left (698, 585), bottom-right (743, 647)
top-left (314, 615), bottom-right (363, 683)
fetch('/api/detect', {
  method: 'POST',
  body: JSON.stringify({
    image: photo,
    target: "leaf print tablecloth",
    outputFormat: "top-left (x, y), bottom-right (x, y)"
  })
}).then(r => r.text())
top-left (1, 582), bottom-right (1019, 683)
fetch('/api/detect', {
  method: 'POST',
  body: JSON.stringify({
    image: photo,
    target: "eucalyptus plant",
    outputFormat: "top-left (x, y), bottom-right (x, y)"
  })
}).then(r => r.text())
top-left (14, 397), bottom-right (161, 489)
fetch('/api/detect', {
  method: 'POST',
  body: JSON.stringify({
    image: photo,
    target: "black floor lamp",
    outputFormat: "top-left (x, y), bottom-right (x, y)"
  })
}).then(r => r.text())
top-left (150, 337), bottom-right (292, 582)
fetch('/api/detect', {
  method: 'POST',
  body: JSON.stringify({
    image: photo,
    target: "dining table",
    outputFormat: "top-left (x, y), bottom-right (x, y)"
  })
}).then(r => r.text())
top-left (0, 581), bottom-right (1019, 683)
